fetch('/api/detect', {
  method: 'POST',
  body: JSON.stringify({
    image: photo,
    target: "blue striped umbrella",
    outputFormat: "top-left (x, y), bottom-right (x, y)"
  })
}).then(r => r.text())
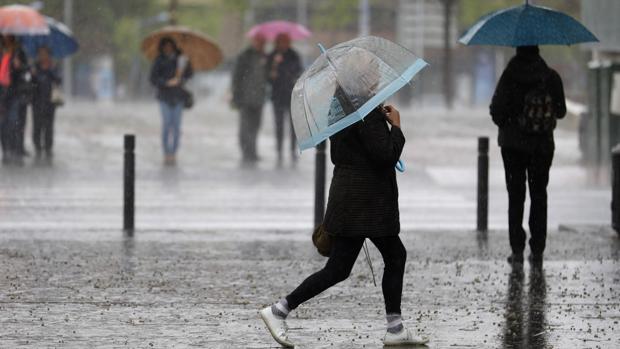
top-left (459, 1), bottom-right (598, 46)
top-left (20, 16), bottom-right (78, 58)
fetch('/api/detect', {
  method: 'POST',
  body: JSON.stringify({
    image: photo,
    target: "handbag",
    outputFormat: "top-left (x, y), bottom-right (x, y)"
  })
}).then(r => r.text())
top-left (51, 85), bottom-right (64, 106)
top-left (312, 224), bottom-right (332, 257)
top-left (180, 88), bottom-right (193, 109)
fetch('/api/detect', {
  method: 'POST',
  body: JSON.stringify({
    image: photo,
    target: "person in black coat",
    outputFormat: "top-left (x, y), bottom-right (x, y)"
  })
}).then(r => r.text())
top-left (267, 33), bottom-right (302, 166)
top-left (490, 45), bottom-right (566, 267)
top-left (0, 36), bottom-right (30, 166)
top-left (149, 37), bottom-right (193, 166)
top-left (260, 101), bottom-right (429, 346)
top-left (232, 35), bottom-right (267, 165)
top-left (32, 46), bottom-right (61, 160)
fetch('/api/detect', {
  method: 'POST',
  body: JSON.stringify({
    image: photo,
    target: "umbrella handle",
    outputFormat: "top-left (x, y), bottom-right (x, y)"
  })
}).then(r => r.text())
top-left (396, 159), bottom-right (405, 173)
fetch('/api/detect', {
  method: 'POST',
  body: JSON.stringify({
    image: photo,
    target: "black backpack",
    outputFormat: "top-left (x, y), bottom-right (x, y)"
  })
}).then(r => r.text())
top-left (518, 77), bottom-right (557, 134)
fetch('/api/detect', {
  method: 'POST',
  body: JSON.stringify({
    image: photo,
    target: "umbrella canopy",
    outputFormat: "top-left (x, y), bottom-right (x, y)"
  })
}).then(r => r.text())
top-left (20, 16), bottom-right (78, 58)
top-left (291, 36), bottom-right (428, 151)
top-left (459, 2), bottom-right (598, 46)
top-left (0, 4), bottom-right (49, 35)
top-left (247, 20), bottom-right (311, 41)
top-left (141, 26), bottom-right (222, 71)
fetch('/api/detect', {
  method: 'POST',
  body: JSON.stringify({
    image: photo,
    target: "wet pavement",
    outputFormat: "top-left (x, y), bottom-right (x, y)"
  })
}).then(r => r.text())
top-left (0, 226), bottom-right (618, 348)
top-left (0, 88), bottom-right (616, 347)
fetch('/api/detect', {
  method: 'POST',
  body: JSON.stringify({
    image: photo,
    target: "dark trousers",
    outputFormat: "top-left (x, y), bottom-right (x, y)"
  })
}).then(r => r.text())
top-left (1, 100), bottom-right (21, 158)
top-left (16, 104), bottom-right (27, 153)
top-left (273, 103), bottom-right (296, 159)
top-left (286, 235), bottom-right (407, 315)
top-left (239, 105), bottom-right (262, 161)
top-left (501, 146), bottom-right (554, 256)
top-left (32, 104), bottom-right (56, 154)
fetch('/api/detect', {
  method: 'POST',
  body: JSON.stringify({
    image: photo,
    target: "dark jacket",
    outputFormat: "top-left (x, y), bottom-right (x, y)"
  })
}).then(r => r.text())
top-left (323, 108), bottom-right (405, 238)
top-left (32, 63), bottom-right (61, 110)
top-left (267, 48), bottom-right (302, 107)
top-left (5, 48), bottom-right (31, 107)
top-left (490, 47), bottom-right (566, 152)
top-left (149, 53), bottom-right (193, 105)
top-left (232, 47), bottom-right (267, 108)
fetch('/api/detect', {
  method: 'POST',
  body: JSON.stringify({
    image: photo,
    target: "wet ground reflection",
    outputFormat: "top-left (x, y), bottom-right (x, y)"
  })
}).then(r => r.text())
top-left (503, 266), bottom-right (547, 349)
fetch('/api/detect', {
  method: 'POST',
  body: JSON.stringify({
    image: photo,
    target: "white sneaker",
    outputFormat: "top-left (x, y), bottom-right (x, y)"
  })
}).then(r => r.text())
top-left (383, 328), bottom-right (429, 346)
top-left (259, 306), bottom-right (295, 348)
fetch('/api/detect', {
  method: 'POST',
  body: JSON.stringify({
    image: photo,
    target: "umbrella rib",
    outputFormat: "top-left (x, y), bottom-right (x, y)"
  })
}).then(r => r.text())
top-left (301, 77), bottom-right (319, 138)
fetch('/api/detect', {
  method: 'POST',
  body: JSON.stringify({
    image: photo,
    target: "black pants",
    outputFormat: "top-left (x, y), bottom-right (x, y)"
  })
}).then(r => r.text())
top-left (15, 104), bottom-right (27, 154)
top-left (273, 103), bottom-right (296, 159)
top-left (239, 105), bottom-right (262, 161)
top-left (32, 104), bottom-right (56, 154)
top-left (286, 235), bottom-right (407, 315)
top-left (501, 146), bottom-right (553, 256)
top-left (1, 99), bottom-right (21, 158)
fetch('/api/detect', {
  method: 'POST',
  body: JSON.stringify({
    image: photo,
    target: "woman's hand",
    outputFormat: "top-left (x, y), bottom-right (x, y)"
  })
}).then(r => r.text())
top-left (383, 105), bottom-right (401, 128)
top-left (166, 77), bottom-right (180, 87)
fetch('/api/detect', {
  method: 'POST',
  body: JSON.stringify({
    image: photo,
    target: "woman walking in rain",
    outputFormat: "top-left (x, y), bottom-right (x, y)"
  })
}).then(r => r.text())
top-left (490, 45), bottom-right (566, 267)
top-left (31, 46), bottom-right (61, 162)
top-left (149, 37), bottom-right (193, 166)
top-left (267, 33), bottom-right (302, 167)
top-left (259, 38), bottom-right (429, 346)
top-left (260, 102), bottom-right (428, 347)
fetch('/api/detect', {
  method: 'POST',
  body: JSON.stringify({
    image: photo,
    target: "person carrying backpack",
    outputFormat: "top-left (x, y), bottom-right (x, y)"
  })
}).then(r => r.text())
top-left (490, 45), bottom-right (566, 268)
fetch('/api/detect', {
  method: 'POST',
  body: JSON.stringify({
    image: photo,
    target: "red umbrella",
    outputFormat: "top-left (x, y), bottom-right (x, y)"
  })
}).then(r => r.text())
top-left (0, 5), bottom-right (49, 36)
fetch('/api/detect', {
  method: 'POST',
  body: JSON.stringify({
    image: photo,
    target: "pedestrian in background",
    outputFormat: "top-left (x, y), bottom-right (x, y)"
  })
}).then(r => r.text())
top-left (490, 45), bottom-right (566, 268)
top-left (0, 35), bottom-right (30, 166)
top-left (267, 33), bottom-right (301, 167)
top-left (0, 35), bottom-right (7, 163)
top-left (31, 46), bottom-right (61, 162)
top-left (232, 34), bottom-right (267, 167)
top-left (149, 37), bottom-right (193, 166)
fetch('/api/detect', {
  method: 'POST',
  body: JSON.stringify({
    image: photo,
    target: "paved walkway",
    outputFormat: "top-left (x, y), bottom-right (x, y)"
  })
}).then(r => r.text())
top-left (0, 226), bottom-right (618, 348)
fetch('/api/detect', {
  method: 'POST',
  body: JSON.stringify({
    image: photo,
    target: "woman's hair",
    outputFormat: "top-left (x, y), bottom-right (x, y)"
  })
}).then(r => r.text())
top-left (158, 37), bottom-right (180, 55)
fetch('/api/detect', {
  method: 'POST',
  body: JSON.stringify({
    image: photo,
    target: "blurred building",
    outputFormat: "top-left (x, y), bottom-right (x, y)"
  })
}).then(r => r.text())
top-left (581, 0), bottom-right (620, 168)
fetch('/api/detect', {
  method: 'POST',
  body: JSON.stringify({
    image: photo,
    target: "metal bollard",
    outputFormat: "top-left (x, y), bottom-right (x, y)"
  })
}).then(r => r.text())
top-left (477, 137), bottom-right (489, 232)
top-left (612, 144), bottom-right (620, 233)
top-left (124, 134), bottom-right (135, 234)
top-left (314, 141), bottom-right (327, 228)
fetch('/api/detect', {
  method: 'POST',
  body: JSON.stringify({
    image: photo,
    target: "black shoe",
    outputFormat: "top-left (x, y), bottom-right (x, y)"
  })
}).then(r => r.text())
top-left (507, 253), bottom-right (524, 265)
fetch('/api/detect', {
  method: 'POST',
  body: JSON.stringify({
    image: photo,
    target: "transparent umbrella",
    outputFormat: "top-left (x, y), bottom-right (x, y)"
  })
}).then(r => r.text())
top-left (291, 36), bottom-right (428, 152)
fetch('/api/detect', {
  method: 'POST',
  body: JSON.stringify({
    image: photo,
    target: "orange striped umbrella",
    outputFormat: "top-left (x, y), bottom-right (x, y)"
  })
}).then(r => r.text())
top-left (0, 4), bottom-right (49, 35)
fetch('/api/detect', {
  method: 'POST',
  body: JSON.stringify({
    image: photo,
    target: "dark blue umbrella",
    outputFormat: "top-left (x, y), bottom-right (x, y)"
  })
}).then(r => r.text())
top-left (459, 1), bottom-right (598, 46)
top-left (20, 16), bottom-right (78, 58)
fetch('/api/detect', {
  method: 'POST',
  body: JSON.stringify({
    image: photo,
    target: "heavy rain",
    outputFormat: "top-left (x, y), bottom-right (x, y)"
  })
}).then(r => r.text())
top-left (0, 1), bottom-right (618, 348)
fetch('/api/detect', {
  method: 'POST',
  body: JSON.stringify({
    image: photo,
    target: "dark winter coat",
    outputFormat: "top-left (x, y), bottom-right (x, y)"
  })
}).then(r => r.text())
top-left (149, 53), bottom-right (193, 105)
top-left (32, 63), bottom-right (61, 111)
top-left (232, 47), bottom-right (267, 108)
top-left (490, 47), bottom-right (566, 152)
top-left (5, 48), bottom-right (31, 107)
top-left (323, 108), bottom-right (405, 238)
top-left (267, 48), bottom-right (302, 107)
